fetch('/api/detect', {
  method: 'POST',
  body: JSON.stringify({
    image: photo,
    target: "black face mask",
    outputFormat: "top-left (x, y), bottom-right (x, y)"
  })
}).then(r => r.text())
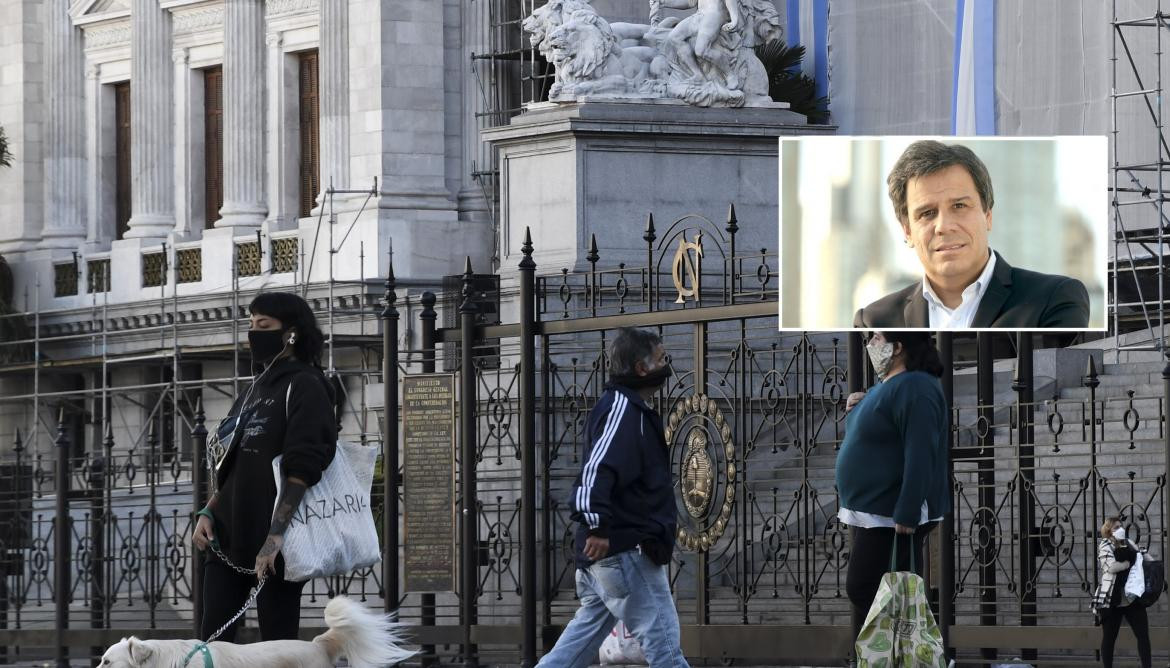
top-left (611, 363), bottom-right (673, 390)
top-left (248, 329), bottom-right (288, 364)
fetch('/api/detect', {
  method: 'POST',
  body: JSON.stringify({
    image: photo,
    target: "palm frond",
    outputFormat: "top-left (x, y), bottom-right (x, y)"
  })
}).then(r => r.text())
top-left (752, 40), bottom-right (829, 124)
top-left (755, 41), bottom-right (806, 75)
top-left (0, 125), bottom-right (12, 168)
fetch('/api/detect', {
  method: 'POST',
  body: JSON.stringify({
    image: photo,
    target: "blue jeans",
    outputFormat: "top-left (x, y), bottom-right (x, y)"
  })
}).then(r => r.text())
top-left (536, 549), bottom-right (690, 668)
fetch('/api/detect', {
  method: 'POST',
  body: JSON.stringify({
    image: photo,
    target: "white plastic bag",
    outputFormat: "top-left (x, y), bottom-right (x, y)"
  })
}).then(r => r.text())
top-left (598, 621), bottom-right (647, 665)
top-left (1125, 552), bottom-right (1145, 603)
top-left (271, 439), bottom-right (381, 582)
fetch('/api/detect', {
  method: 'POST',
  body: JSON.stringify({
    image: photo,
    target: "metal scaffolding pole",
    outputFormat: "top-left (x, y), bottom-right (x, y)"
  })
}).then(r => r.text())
top-left (1111, 0), bottom-right (1170, 352)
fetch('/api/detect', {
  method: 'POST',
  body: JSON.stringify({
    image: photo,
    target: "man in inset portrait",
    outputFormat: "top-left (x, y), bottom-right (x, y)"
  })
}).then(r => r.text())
top-left (853, 140), bottom-right (1090, 329)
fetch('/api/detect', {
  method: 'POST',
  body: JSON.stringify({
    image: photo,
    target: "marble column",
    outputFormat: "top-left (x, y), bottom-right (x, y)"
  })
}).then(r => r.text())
top-left (218, 0), bottom-right (267, 229)
top-left (40, 0), bottom-right (87, 249)
top-left (318, 0), bottom-right (349, 198)
top-left (172, 49), bottom-right (193, 237)
top-left (84, 63), bottom-right (115, 247)
top-left (264, 32), bottom-right (295, 226)
top-left (125, 0), bottom-right (176, 241)
top-left (84, 63), bottom-right (102, 245)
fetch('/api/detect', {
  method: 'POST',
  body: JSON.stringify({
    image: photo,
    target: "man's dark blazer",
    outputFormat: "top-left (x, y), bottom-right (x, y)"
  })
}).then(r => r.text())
top-left (852, 251), bottom-right (1091, 328)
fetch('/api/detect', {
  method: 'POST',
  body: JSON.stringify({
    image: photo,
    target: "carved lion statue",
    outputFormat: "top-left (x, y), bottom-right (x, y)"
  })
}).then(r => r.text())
top-left (523, 0), bottom-right (672, 60)
top-left (545, 9), bottom-right (665, 100)
top-left (522, 0), bottom-right (593, 56)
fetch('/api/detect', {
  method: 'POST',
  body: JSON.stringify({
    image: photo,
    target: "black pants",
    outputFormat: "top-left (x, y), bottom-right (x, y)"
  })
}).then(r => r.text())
top-left (846, 523), bottom-right (935, 644)
top-left (200, 555), bottom-right (307, 642)
top-left (1100, 603), bottom-right (1151, 668)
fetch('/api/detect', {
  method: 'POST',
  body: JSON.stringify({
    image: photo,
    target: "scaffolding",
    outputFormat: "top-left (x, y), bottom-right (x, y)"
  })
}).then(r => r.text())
top-left (1110, 0), bottom-right (1170, 351)
top-left (0, 184), bottom-right (405, 458)
top-left (0, 192), bottom-right (465, 661)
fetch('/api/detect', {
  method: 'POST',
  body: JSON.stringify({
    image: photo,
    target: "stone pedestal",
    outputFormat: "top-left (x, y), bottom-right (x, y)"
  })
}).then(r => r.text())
top-left (483, 102), bottom-right (833, 273)
top-left (108, 238), bottom-right (151, 303)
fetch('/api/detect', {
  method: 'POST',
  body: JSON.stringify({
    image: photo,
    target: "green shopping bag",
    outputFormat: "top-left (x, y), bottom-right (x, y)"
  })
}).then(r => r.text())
top-left (855, 536), bottom-right (948, 668)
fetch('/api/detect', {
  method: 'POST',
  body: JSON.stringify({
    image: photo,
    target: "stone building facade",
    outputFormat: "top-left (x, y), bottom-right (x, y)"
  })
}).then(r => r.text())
top-left (0, 0), bottom-right (496, 456)
top-left (1, 0), bottom-right (493, 303)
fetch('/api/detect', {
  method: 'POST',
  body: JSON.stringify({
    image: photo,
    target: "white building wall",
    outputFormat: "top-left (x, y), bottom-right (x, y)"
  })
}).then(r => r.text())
top-left (0, 0), bottom-right (45, 254)
top-left (1, 0), bottom-right (491, 316)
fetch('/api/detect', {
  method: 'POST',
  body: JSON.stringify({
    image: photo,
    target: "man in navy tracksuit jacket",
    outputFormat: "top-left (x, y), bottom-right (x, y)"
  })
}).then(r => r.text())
top-left (536, 328), bottom-right (689, 668)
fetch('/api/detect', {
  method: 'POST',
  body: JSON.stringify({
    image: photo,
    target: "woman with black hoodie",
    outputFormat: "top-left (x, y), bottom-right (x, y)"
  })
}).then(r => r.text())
top-left (190, 291), bottom-right (338, 641)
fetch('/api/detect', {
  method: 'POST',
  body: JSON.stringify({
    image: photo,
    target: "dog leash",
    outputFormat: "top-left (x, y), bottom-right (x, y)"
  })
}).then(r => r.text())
top-left (182, 542), bottom-right (268, 668)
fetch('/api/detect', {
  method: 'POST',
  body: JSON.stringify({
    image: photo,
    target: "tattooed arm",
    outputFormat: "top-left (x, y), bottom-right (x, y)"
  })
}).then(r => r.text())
top-left (254, 476), bottom-right (307, 578)
top-left (269, 476), bottom-right (307, 536)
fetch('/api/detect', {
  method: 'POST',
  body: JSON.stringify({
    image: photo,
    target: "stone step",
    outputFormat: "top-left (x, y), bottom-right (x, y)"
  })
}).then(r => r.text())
top-left (1059, 382), bottom-right (1162, 399)
top-left (1102, 361), bottom-right (1169, 375)
top-left (1090, 371), bottom-right (1162, 387)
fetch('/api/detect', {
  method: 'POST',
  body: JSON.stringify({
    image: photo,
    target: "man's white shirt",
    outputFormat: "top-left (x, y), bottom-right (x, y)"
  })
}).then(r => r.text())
top-left (922, 250), bottom-right (997, 328)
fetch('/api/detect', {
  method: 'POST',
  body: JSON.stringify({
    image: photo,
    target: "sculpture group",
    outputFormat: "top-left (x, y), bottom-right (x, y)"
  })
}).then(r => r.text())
top-left (523, 0), bottom-right (783, 108)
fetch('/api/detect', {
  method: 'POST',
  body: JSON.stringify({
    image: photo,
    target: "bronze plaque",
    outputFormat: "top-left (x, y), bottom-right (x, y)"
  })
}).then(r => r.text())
top-left (402, 373), bottom-right (457, 592)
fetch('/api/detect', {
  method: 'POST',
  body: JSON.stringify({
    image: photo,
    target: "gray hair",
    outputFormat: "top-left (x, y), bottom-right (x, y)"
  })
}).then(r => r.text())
top-left (608, 327), bottom-right (661, 376)
top-left (886, 140), bottom-right (994, 225)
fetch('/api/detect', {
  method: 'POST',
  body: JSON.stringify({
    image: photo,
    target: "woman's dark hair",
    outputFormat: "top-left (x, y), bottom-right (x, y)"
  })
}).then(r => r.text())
top-left (881, 331), bottom-right (944, 378)
top-left (250, 291), bottom-right (347, 425)
top-left (249, 291), bottom-right (326, 368)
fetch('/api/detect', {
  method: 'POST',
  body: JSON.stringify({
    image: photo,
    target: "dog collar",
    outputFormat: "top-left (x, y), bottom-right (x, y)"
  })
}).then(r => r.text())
top-left (181, 641), bottom-right (213, 668)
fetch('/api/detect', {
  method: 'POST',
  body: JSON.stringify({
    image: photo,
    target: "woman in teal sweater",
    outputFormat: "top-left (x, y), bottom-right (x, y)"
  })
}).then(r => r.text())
top-left (836, 331), bottom-right (950, 645)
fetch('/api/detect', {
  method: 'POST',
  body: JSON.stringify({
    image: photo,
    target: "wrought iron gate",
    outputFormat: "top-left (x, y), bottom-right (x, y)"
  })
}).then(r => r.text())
top-left (403, 210), bottom-right (1170, 665)
top-left (0, 208), bottom-right (1167, 666)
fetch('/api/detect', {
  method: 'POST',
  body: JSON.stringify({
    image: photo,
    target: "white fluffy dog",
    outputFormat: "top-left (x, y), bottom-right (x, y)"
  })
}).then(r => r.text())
top-left (99, 597), bottom-right (415, 668)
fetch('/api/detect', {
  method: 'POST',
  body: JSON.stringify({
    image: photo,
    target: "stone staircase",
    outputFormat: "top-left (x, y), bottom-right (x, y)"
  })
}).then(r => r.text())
top-left (729, 340), bottom-right (1170, 628)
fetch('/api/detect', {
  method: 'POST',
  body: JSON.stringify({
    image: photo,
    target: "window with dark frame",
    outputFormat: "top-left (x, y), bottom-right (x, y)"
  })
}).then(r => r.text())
top-left (114, 82), bottom-right (131, 240)
top-left (298, 50), bottom-right (320, 219)
top-left (204, 66), bottom-right (224, 229)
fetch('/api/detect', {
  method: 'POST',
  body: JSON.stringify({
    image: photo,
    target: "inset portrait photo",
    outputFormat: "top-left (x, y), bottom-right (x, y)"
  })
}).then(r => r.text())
top-left (778, 136), bottom-right (1107, 331)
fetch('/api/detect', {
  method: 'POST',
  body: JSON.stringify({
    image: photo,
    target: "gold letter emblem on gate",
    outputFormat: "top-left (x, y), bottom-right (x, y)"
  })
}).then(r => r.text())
top-left (671, 232), bottom-right (703, 304)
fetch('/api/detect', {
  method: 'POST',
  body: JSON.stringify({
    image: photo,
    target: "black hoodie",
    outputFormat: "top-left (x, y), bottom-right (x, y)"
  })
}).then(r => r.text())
top-left (210, 358), bottom-right (337, 570)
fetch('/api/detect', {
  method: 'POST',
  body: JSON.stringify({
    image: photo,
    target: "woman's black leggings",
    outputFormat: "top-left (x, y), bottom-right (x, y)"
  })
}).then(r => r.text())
top-left (846, 523), bottom-right (936, 644)
top-left (1100, 603), bottom-right (1151, 668)
top-left (200, 555), bottom-right (307, 642)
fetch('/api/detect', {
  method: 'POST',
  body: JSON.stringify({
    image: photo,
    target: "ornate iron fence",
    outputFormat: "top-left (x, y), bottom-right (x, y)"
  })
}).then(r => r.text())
top-left (0, 209), bottom-right (1167, 666)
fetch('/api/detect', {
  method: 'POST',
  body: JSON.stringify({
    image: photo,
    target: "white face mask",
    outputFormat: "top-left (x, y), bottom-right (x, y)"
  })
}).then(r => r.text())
top-left (1112, 527), bottom-right (1126, 541)
top-left (866, 340), bottom-right (895, 380)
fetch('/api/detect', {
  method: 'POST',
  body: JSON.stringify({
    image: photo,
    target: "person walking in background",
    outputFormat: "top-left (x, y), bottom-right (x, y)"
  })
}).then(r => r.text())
top-left (836, 331), bottom-right (951, 645)
top-left (535, 327), bottom-right (690, 668)
top-left (190, 291), bottom-right (339, 641)
top-left (1093, 516), bottom-right (1151, 668)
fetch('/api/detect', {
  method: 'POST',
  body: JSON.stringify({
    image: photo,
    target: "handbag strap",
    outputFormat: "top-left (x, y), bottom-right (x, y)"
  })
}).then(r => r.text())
top-left (889, 532), bottom-right (917, 573)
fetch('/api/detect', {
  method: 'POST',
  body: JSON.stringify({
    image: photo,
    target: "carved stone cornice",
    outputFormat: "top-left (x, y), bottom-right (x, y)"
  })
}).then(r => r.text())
top-left (266, 0), bottom-right (318, 17)
top-left (84, 22), bottom-right (131, 49)
top-left (173, 6), bottom-right (224, 34)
